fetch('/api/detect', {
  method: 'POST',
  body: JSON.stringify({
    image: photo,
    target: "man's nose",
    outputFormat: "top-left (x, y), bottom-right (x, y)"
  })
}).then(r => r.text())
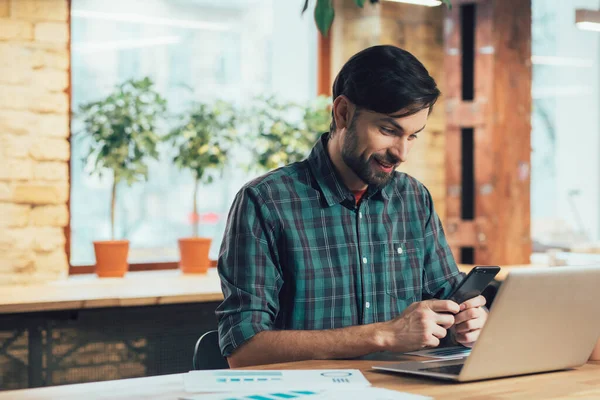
top-left (389, 138), bottom-right (409, 163)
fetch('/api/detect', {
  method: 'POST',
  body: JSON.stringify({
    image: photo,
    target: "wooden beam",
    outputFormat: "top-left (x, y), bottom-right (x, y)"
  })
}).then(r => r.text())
top-left (445, 100), bottom-right (488, 127)
top-left (444, 0), bottom-right (531, 264)
top-left (317, 32), bottom-right (332, 96)
top-left (484, 0), bottom-right (532, 263)
top-left (446, 219), bottom-right (477, 246)
top-left (444, 7), bottom-right (462, 261)
top-left (445, 218), bottom-right (491, 246)
top-left (66, 0), bottom-right (72, 272)
top-left (445, 128), bottom-right (462, 219)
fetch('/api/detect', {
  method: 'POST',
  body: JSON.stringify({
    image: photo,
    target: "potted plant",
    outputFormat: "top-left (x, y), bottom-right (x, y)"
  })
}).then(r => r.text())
top-left (166, 100), bottom-right (237, 273)
top-left (78, 77), bottom-right (167, 277)
top-left (248, 95), bottom-right (331, 171)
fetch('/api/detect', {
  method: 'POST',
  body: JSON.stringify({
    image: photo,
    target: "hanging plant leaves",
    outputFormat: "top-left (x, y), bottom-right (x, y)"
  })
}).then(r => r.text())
top-left (246, 95), bottom-right (330, 172)
top-left (302, 0), bottom-right (309, 14)
top-left (314, 0), bottom-right (334, 37)
top-left (305, 0), bottom-right (453, 39)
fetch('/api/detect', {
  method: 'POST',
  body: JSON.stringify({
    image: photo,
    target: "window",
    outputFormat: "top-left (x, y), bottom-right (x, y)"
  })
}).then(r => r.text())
top-left (531, 0), bottom-right (600, 255)
top-left (70, 0), bottom-right (318, 267)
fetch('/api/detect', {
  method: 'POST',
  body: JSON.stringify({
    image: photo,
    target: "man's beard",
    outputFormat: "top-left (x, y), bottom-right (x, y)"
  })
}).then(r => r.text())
top-left (340, 123), bottom-right (399, 189)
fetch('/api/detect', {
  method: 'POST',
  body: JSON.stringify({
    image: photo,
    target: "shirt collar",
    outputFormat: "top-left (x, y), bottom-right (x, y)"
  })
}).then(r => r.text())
top-left (307, 133), bottom-right (394, 207)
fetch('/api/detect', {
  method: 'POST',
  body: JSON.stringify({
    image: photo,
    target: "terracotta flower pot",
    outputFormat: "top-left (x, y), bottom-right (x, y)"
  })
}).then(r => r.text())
top-left (590, 338), bottom-right (600, 361)
top-left (93, 240), bottom-right (129, 278)
top-left (178, 237), bottom-right (212, 274)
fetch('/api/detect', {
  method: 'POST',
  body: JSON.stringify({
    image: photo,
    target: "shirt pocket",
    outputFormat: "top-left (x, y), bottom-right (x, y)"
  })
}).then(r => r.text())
top-left (383, 240), bottom-right (423, 303)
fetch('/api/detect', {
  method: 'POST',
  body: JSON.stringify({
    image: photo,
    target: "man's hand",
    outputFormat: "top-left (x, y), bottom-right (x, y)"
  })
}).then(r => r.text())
top-left (378, 299), bottom-right (460, 353)
top-left (454, 295), bottom-right (488, 347)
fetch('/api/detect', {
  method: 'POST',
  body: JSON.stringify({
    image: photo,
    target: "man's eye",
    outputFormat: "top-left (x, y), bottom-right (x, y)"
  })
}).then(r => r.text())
top-left (381, 127), bottom-right (395, 135)
top-left (408, 134), bottom-right (419, 140)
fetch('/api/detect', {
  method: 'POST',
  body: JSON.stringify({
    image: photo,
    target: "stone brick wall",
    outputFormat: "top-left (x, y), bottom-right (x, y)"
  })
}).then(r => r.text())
top-left (0, 0), bottom-right (70, 285)
top-left (330, 1), bottom-right (447, 221)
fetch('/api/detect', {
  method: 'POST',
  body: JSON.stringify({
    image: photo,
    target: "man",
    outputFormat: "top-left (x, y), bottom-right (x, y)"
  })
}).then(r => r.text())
top-left (216, 45), bottom-right (488, 368)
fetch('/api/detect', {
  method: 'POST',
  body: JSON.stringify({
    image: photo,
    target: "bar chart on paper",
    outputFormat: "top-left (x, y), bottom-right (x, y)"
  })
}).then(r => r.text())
top-left (182, 389), bottom-right (321, 400)
top-left (183, 370), bottom-right (371, 393)
top-left (180, 387), bottom-right (434, 400)
top-left (214, 371), bottom-right (284, 383)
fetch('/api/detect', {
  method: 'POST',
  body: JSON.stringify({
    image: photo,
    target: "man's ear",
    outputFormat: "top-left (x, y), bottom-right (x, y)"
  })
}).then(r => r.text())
top-left (332, 95), bottom-right (352, 131)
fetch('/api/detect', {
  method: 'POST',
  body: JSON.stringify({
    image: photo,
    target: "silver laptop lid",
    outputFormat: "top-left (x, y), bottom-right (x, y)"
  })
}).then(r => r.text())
top-left (460, 265), bottom-right (600, 381)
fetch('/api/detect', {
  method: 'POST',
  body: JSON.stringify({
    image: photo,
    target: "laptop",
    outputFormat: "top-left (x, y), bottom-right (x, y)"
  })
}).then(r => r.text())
top-left (373, 265), bottom-right (600, 382)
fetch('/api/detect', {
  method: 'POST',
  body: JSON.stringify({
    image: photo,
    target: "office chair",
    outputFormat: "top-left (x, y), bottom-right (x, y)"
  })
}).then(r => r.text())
top-left (193, 330), bottom-right (229, 370)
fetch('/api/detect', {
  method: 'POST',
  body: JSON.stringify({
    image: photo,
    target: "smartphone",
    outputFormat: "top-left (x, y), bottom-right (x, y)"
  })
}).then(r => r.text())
top-left (446, 266), bottom-right (500, 304)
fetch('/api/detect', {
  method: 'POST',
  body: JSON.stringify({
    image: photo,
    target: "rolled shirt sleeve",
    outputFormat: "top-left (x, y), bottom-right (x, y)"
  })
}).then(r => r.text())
top-left (215, 185), bottom-right (283, 357)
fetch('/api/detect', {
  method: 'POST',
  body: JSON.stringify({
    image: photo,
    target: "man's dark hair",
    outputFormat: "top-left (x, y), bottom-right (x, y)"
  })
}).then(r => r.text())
top-left (330, 45), bottom-right (441, 133)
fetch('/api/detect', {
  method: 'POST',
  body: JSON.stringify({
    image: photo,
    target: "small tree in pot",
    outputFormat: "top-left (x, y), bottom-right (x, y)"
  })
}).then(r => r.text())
top-left (78, 77), bottom-right (167, 277)
top-left (166, 100), bottom-right (237, 273)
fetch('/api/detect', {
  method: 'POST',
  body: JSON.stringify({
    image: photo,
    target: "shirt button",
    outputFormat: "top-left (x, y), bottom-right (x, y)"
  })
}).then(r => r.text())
top-left (365, 301), bottom-right (370, 309)
top-left (359, 212), bottom-right (363, 218)
top-left (397, 247), bottom-right (403, 255)
top-left (362, 257), bottom-right (368, 264)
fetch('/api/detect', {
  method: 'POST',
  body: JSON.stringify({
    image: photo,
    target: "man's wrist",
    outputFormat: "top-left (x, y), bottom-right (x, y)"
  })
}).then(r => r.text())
top-left (370, 321), bottom-right (392, 352)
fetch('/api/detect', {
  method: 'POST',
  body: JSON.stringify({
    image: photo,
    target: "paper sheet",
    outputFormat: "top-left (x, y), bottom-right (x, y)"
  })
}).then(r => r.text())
top-left (404, 346), bottom-right (471, 360)
top-left (180, 387), bottom-right (433, 400)
top-left (183, 369), bottom-right (371, 393)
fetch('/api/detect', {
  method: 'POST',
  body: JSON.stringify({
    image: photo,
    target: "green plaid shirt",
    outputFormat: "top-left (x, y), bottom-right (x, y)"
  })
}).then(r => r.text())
top-left (216, 133), bottom-right (461, 357)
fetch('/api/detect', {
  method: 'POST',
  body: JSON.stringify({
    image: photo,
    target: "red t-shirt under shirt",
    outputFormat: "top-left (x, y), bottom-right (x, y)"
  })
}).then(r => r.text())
top-left (352, 189), bottom-right (367, 206)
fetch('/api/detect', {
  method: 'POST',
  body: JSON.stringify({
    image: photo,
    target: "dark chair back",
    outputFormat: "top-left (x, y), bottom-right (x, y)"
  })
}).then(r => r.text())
top-left (193, 330), bottom-right (229, 370)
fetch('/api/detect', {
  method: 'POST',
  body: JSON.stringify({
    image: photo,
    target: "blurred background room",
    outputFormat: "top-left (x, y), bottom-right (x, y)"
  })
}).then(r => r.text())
top-left (1, 0), bottom-right (600, 391)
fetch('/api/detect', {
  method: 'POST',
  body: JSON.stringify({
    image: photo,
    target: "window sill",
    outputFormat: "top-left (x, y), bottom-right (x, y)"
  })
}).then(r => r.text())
top-left (0, 268), bottom-right (223, 315)
top-left (69, 260), bottom-right (218, 275)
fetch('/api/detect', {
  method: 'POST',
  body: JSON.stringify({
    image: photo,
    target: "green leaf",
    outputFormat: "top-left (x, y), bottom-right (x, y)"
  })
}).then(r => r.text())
top-left (353, 0), bottom-right (365, 7)
top-left (301, 0), bottom-right (309, 14)
top-left (314, 0), bottom-right (334, 37)
top-left (442, 0), bottom-right (452, 9)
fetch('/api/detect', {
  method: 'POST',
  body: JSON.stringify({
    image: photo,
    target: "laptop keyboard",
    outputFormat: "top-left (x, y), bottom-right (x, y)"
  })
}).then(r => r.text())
top-left (419, 364), bottom-right (464, 375)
